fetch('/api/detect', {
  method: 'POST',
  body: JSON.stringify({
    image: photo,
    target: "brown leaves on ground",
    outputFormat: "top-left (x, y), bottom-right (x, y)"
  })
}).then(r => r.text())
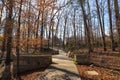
top-left (77, 65), bottom-right (120, 80)
top-left (13, 70), bottom-right (43, 80)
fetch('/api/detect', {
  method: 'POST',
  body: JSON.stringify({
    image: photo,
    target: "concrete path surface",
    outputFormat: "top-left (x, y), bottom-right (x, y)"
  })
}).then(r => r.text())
top-left (36, 50), bottom-right (81, 80)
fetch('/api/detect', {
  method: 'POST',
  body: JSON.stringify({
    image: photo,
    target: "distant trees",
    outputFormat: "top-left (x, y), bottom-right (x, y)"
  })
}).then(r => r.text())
top-left (0, 0), bottom-right (71, 57)
top-left (57, 0), bottom-right (120, 53)
top-left (0, 0), bottom-right (68, 78)
top-left (54, 0), bottom-right (119, 53)
top-left (0, 0), bottom-right (119, 55)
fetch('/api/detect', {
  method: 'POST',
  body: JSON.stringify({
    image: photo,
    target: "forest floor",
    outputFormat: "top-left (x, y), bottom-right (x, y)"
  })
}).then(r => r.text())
top-left (13, 48), bottom-right (120, 80)
top-left (77, 65), bottom-right (120, 80)
top-left (76, 48), bottom-right (120, 80)
top-left (14, 63), bottom-right (120, 80)
top-left (13, 69), bottom-right (44, 80)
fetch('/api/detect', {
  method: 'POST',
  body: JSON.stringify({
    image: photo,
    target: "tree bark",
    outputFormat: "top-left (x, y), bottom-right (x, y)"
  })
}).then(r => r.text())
top-left (2, 0), bottom-right (13, 79)
top-left (114, 0), bottom-right (120, 52)
top-left (16, 0), bottom-right (23, 76)
top-left (26, 0), bottom-right (31, 53)
top-left (80, 1), bottom-right (92, 54)
top-left (73, 9), bottom-right (77, 47)
top-left (95, 0), bottom-right (107, 51)
top-left (63, 14), bottom-right (68, 48)
top-left (108, 0), bottom-right (115, 51)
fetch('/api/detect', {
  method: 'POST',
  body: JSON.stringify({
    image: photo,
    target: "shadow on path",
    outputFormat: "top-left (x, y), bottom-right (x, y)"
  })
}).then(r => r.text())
top-left (52, 56), bottom-right (72, 61)
top-left (48, 65), bottom-right (80, 78)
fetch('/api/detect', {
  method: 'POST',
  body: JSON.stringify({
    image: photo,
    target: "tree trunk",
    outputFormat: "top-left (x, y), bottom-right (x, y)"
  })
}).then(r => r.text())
top-left (95, 0), bottom-right (106, 51)
top-left (114, 0), bottom-right (120, 52)
top-left (16, 0), bottom-right (22, 76)
top-left (63, 14), bottom-right (68, 48)
top-left (2, 0), bottom-right (13, 79)
top-left (40, 12), bottom-right (44, 51)
top-left (87, 0), bottom-right (94, 51)
top-left (27, 0), bottom-right (31, 53)
top-left (73, 9), bottom-right (77, 47)
top-left (54, 13), bottom-right (61, 47)
top-left (80, 1), bottom-right (92, 54)
top-left (107, 0), bottom-right (115, 51)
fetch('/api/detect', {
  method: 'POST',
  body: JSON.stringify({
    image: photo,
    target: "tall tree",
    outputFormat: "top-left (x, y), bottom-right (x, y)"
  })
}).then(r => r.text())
top-left (107, 0), bottom-right (115, 51)
top-left (2, 0), bottom-right (14, 79)
top-left (0, 2), bottom-right (3, 25)
top-left (114, 0), bottom-right (120, 52)
top-left (79, 0), bottom-right (93, 53)
top-left (1, 0), bottom-right (8, 57)
top-left (40, 0), bottom-right (45, 51)
top-left (87, 0), bottom-right (94, 51)
top-left (16, 0), bottom-right (23, 76)
top-left (96, 0), bottom-right (107, 51)
top-left (73, 9), bottom-right (77, 47)
top-left (54, 12), bottom-right (62, 47)
top-left (63, 12), bottom-right (68, 48)
top-left (26, 0), bottom-right (31, 53)
top-left (5, 0), bottom-right (13, 67)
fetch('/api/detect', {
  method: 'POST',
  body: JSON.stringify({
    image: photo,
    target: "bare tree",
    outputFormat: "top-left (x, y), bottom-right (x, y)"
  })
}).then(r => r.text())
top-left (107, 0), bottom-right (115, 51)
top-left (96, 0), bottom-right (106, 51)
top-left (2, 0), bottom-right (14, 79)
top-left (16, 0), bottom-right (23, 76)
top-left (87, 0), bottom-right (94, 51)
top-left (73, 9), bottom-right (77, 47)
top-left (63, 12), bottom-right (68, 48)
top-left (114, 0), bottom-right (120, 52)
top-left (79, 0), bottom-right (93, 53)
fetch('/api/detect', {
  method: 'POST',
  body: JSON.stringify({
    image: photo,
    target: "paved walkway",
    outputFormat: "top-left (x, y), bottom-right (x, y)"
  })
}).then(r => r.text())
top-left (36, 50), bottom-right (81, 80)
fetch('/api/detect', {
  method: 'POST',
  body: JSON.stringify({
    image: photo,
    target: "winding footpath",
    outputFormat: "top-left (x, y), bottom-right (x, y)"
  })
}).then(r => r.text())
top-left (36, 50), bottom-right (81, 80)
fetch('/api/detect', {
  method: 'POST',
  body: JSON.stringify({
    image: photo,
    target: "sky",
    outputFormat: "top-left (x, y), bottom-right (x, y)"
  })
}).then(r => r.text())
top-left (0, 0), bottom-right (120, 38)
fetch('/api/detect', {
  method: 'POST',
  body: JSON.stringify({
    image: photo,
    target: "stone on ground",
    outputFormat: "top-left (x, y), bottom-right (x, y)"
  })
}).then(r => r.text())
top-left (85, 71), bottom-right (99, 76)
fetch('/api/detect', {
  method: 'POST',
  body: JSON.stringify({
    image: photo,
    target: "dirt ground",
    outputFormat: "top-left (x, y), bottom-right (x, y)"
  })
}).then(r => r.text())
top-left (13, 69), bottom-right (44, 80)
top-left (14, 65), bottom-right (120, 80)
top-left (77, 65), bottom-right (120, 80)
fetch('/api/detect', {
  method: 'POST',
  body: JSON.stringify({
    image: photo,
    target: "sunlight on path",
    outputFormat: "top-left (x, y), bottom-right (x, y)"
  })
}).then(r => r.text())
top-left (36, 50), bottom-right (81, 80)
